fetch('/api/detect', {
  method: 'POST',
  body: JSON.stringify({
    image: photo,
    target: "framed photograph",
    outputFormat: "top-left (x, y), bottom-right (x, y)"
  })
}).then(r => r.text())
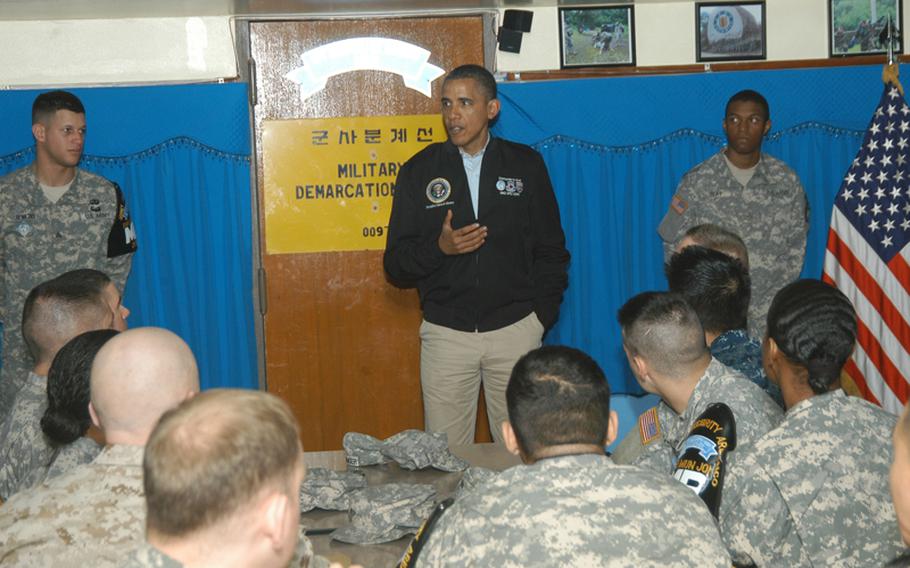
top-left (696, 2), bottom-right (766, 62)
top-left (830, 0), bottom-right (903, 56)
top-left (559, 6), bottom-right (635, 68)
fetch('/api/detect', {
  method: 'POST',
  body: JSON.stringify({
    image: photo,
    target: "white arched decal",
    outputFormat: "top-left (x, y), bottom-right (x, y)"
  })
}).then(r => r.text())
top-left (285, 37), bottom-right (445, 101)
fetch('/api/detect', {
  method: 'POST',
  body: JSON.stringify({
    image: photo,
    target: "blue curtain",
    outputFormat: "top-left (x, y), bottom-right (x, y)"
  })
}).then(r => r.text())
top-left (494, 66), bottom-right (885, 393)
top-left (0, 85), bottom-right (255, 391)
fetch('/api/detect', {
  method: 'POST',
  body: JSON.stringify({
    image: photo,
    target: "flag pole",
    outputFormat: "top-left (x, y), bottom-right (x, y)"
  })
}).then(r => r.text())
top-left (882, 16), bottom-right (904, 95)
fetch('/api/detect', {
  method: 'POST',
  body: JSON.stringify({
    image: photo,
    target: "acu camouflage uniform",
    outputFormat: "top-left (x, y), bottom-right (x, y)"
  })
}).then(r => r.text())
top-left (0, 444), bottom-right (145, 567)
top-left (120, 534), bottom-right (329, 568)
top-left (618, 358), bottom-right (782, 473)
top-left (658, 151), bottom-right (808, 339)
top-left (711, 329), bottom-right (783, 407)
top-left (20, 435), bottom-right (103, 490)
top-left (415, 453), bottom-right (732, 567)
top-left (0, 165), bottom-right (136, 419)
top-left (0, 371), bottom-right (52, 499)
top-left (719, 390), bottom-right (904, 567)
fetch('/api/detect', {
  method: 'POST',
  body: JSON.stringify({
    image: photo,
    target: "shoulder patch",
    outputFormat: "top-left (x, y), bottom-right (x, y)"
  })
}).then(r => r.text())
top-left (670, 194), bottom-right (688, 215)
top-left (638, 407), bottom-right (661, 446)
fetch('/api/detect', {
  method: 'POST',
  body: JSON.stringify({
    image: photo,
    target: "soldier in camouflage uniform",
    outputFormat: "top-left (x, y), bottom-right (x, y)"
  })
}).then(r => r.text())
top-left (20, 328), bottom-right (119, 490)
top-left (666, 245), bottom-right (782, 407)
top-left (138, 389), bottom-right (311, 568)
top-left (889, 404), bottom-right (910, 566)
top-left (0, 328), bottom-right (198, 566)
top-left (612, 292), bottom-right (781, 473)
top-left (719, 280), bottom-right (904, 566)
top-left (414, 345), bottom-right (732, 567)
top-left (0, 90), bottom-right (136, 420)
top-left (0, 270), bottom-right (122, 499)
top-left (658, 90), bottom-right (808, 340)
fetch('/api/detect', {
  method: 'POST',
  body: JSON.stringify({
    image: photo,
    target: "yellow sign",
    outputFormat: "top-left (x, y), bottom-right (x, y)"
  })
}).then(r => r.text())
top-left (262, 114), bottom-right (447, 254)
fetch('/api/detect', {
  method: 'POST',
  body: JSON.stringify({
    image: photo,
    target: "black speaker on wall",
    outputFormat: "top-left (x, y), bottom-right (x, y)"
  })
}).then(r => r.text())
top-left (498, 9), bottom-right (533, 54)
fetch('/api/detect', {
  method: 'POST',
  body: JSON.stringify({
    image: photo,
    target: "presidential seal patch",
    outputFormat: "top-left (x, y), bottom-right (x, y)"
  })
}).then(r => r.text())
top-left (426, 178), bottom-right (451, 204)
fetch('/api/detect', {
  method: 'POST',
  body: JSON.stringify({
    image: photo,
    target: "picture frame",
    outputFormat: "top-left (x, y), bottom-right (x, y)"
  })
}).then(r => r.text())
top-left (696, 2), bottom-right (766, 62)
top-left (829, 0), bottom-right (903, 57)
top-left (558, 5), bottom-right (636, 68)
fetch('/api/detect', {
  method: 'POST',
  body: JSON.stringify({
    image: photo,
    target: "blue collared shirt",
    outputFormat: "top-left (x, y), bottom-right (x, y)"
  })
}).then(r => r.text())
top-left (459, 134), bottom-right (491, 219)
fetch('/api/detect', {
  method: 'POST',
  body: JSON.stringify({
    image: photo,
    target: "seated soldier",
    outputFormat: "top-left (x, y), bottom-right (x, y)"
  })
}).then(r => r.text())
top-left (666, 245), bottom-right (782, 406)
top-left (0, 268), bottom-right (126, 499)
top-left (412, 345), bottom-right (732, 567)
top-left (890, 403), bottom-right (910, 566)
top-left (612, 292), bottom-right (781, 473)
top-left (0, 327), bottom-right (199, 566)
top-left (25, 329), bottom-right (119, 487)
top-left (720, 279), bottom-right (904, 566)
top-left (676, 223), bottom-right (750, 269)
top-left (124, 389), bottom-right (307, 568)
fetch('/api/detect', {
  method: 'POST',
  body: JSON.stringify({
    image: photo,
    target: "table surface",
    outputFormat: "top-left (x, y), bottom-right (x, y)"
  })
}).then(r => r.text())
top-left (302, 443), bottom-right (521, 567)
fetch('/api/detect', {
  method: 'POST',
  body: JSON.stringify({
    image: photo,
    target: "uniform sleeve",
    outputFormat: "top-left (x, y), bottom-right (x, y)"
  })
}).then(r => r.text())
top-left (383, 161), bottom-right (446, 284)
top-left (658, 172), bottom-right (698, 262)
top-left (103, 182), bottom-right (136, 292)
top-left (778, 175), bottom-right (809, 282)
top-left (528, 155), bottom-right (570, 329)
top-left (719, 458), bottom-right (794, 567)
top-left (630, 437), bottom-right (676, 474)
top-left (414, 505), bottom-right (466, 567)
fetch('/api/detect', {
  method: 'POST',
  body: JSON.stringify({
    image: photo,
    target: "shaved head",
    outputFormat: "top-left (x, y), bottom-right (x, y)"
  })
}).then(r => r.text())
top-left (90, 327), bottom-right (199, 445)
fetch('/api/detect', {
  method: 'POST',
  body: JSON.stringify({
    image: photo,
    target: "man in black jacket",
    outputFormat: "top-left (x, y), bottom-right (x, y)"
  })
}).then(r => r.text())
top-left (384, 64), bottom-right (569, 445)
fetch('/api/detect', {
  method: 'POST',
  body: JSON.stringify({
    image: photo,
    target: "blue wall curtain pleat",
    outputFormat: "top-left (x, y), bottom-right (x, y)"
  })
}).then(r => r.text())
top-left (81, 140), bottom-right (256, 390)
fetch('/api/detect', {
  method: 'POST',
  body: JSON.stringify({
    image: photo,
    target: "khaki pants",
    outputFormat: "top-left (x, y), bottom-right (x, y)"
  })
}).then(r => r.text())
top-left (419, 313), bottom-right (543, 445)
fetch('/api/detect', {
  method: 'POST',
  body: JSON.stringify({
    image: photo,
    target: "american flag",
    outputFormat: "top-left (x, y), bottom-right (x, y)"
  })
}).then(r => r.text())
top-left (824, 84), bottom-right (910, 415)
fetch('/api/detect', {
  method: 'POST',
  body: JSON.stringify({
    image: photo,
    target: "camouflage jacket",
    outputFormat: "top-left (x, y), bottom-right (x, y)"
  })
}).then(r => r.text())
top-left (658, 150), bottom-right (809, 339)
top-left (711, 329), bottom-right (783, 407)
top-left (0, 371), bottom-right (53, 500)
top-left (0, 444), bottom-right (145, 567)
top-left (416, 453), bottom-right (732, 567)
top-left (0, 164), bottom-right (136, 418)
top-left (719, 390), bottom-right (904, 566)
top-left (120, 545), bottom-right (184, 568)
top-left (21, 435), bottom-right (104, 490)
top-left (632, 357), bottom-right (783, 474)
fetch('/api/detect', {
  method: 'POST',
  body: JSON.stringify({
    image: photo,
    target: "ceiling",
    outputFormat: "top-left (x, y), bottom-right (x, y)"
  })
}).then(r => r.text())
top-left (0, 0), bottom-right (676, 21)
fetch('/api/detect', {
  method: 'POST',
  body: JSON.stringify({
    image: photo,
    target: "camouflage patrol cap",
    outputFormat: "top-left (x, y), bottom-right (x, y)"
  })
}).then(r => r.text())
top-left (343, 432), bottom-right (390, 467)
top-left (298, 468), bottom-right (367, 513)
top-left (343, 430), bottom-right (469, 472)
top-left (331, 483), bottom-right (437, 544)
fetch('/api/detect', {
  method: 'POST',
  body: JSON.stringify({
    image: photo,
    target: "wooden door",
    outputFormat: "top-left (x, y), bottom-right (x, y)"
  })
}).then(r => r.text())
top-left (249, 17), bottom-right (491, 450)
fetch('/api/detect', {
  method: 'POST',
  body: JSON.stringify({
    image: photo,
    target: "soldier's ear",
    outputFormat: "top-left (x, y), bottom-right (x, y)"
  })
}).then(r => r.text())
top-left (763, 119), bottom-right (772, 136)
top-left (604, 410), bottom-right (619, 447)
top-left (32, 123), bottom-right (46, 143)
top-left (502, 422), bottom-right (521, 457)
top-left (88, 401), bottom-right (101, 430)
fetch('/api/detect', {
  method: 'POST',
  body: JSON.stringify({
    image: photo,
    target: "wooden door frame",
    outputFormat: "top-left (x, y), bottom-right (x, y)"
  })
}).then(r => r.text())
top-left (234, 13), bottom-right (498, 390)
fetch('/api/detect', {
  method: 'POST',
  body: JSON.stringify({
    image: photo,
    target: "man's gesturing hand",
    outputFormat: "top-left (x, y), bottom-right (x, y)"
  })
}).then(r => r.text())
top-left (438, 209), bottom-right (487, 255)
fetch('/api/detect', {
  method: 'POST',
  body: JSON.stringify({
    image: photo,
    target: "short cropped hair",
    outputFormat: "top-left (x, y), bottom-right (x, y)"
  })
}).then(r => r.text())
top-left (682, 224), bottom-right (750, 268)
top-left (22, 269), bottom-right (113, 364)
top-left (443, 64), bottom-right (497, 101)
top-left (32, 90), bottom-right (85, 124)
top-left (666, 246), bottom-right (750, 335)
top-left (506, 346), bottom-right (611, 456)
top-left (766, 279), bottom-right (857, 394)
top-left (144, 389), bottom-right (301, 537)
top-left (41, 329), bottom-right (119, 445)
top-left (725, 89), bottom-right (770, 121)
top-left (618, 291), bottom-right (707, 376)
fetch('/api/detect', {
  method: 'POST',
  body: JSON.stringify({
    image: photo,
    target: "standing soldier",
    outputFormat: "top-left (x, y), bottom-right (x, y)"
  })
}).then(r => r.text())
top-left (0, 90), bottom-right (137, 418)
